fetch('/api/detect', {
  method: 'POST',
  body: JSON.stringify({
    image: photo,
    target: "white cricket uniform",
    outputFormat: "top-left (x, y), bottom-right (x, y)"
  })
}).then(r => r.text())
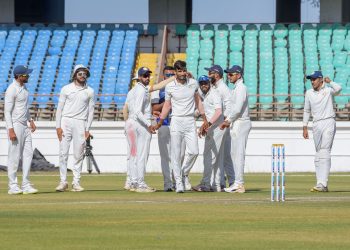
top-left (199, 88), bottom-right (225, 190)
top-left (56, 82), bottom-right (94, 186)
top-left (303, 81), bottom-right (342, 187)
top-left (225, 78), bottom-right (251, 185)
top-left (213, 79), bottom-right (235, 186)
top-left (151, 88), bottom-right (186, 190)
top-left (128, 82), bottom-right (152, 188)
top-left (124, 87), bottom-right (136, 187)
top-left (165, 78), bottom-right (199, 189)
top-left (4, 80), bottom-right (34, 190)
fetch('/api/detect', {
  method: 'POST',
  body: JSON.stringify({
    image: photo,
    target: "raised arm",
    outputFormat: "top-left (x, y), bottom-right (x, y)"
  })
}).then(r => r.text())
top-left (149, 76), bottom-right (175, 92)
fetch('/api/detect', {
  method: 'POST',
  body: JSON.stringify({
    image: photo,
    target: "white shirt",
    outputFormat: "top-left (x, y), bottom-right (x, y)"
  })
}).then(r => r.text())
top-left (226, 78), bottom-right (250, 123)
top-left (212, 79), bottom-right (231, 117)
top-left (129, 82), bottom-right (151, 127)
top-left (4, 80), bottom-right (31, 128)
top-left (202, 88), bottom-right (224, 126)
top-left (56, 82), bottom-right (95, 131)
top-left (303, 81), bottom-right (342, 125)
top-left (165, 78), bottom-right (198, 117)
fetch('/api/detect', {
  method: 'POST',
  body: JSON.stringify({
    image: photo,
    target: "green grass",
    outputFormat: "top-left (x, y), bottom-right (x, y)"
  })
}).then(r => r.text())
top-left (0, 172), bottom-right (350, 249)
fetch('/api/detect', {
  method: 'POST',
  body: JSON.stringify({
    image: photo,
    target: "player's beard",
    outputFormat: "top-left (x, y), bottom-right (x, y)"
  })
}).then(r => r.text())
top-left (76, 78), bottom-right (87, 85)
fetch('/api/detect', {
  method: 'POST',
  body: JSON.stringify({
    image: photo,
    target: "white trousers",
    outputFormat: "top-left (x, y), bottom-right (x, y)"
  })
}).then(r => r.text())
top-left (201, 125), bottom-right (225, 189)
top-left (129, 121), bottom-right (151, 187)
top-left (312, 118), bottom-right (336, 187)
top-left (7, 123), bottom-right (33, 189)
top-left (157, 125), bottom-right (185, 189)
top-left (230, 119), bottom-right (251, 185)
top-left (125, 119), bottom-right (137, 185)
top-left (171, 116), bottom-right (199, 187)
top-left (219, 128), bottom-right (235, 186)
top-left (59, 117), bottom-right (86, 185)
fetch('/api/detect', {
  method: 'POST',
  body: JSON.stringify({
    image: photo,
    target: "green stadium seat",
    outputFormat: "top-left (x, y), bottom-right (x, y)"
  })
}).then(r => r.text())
top-left (203, 24), bottom-right (215, 31)
top-left (175, 24), bottom-right (187, 36)
top-left (218, 24), bottom-right (229, 31)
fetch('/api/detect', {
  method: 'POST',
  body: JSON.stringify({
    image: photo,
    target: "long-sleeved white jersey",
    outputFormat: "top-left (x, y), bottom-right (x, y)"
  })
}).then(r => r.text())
top-left (303, 81), bottom-right (342, 126)
top-left (212, 78), bottom-right (231, 117)
top-left (55, 82), bottom-right (95, 131)
top-left (129, 82), bottom-right (152, 127)
top-left (225, 78), bottom-right (250, 123)
top-left (201, 88), bottom-right (224, 126)
top-left (4, 80), bottom-right (31, 128)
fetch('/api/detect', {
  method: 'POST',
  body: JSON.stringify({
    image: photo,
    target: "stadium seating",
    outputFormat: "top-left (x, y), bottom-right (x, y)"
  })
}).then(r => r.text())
top-left (0, 25), bottom-right (138, 120)
top-left (186, 23), bottom-right (350, 111)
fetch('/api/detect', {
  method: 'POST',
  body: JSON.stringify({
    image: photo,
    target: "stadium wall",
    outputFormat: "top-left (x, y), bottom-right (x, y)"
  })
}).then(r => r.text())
top-left (1, 121), bottom-right (349, 173)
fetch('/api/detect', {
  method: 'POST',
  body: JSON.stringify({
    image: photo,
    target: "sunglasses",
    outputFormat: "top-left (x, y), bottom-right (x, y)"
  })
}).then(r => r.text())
top-left (19, 74), bottom-right (29, 77)
top-left (142, 73), bottom-right (151, 78)
top-left (228, 73), bottom-right (238, 77)
top-left (77, 72), bottom-right (88, 77)
top-left (199, 81), bottom-right (209, 86)
top-left (165, 73), bottom-right (175, 77)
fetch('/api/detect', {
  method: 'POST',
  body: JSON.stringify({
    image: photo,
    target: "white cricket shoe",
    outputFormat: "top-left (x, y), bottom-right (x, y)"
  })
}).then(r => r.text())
top-left (71, 183), bottom-right (85, 192)
top-left (23, 186), bottom-right (38, 195)
top-left (55, 182), bottom-right (68, 192)
top-left (176, 182), bottom-right (184, 193)
top-left (135, 185), bottom-right (156, 193)
top-left (224, 183), bottom-right (246, 193)
top-left (310, 184), bottom-right (328, 192)
top-left (183, 175), bottom-right (192, 191)
top-left (8, 186), bottom-right (23, 195)
top-left (124, 182), bottom-right (131, 190)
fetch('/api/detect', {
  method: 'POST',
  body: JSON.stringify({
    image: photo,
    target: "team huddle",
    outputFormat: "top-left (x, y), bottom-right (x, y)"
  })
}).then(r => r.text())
top-left (124, 60), bottom-right (251, 193)
top-left (4, 61), bottom-right (342, 195)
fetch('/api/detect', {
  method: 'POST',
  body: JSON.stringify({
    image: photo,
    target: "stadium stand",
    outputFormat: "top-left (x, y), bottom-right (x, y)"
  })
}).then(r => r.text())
top-left (1, 23), bottom-right (350, 121)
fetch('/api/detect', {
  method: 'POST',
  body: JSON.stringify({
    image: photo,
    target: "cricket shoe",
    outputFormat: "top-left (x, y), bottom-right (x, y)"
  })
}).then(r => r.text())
top-left (129, 184), bottom-right (137, 192)
top-left (176, 182), bottom-right (184, 193)
top-left (135, 185), bottom-right (156, 193)
top-left (55, 182), bottom-right (68, 192)
top-left (71, 183), bottom-right (85, 192)
top-left (124, 183), bottom-right (132, 191)
top-left (224, 183), bottom-right (246, 193)
top-left (164, 187), bottom-right (173, 192)
top-left (183, 175), bottom-right (192, 191)
top-left (8, 186), bottom-right (23, 195)
top-left (23, 186), bottom-right (38, 195)
top-left (192, 184), bottom-right (211, 192)
top-left (310, 184), bottom-right (328, 192)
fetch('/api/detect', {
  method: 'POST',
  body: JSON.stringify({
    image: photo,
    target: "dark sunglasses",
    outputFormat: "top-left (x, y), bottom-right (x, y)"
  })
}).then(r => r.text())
top-left (165, 73), bottom-right (175, 77)
top-left (199, 81), bottom-right (209, 86)
top-left (228, 73), bottom-right (238, 77)
top-left (142, 73), bottom-right (151, 78)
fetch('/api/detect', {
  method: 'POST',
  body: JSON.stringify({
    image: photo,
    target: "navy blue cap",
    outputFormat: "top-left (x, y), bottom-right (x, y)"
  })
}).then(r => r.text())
top-left (13, 65), bottom-right (33, 76)
top-left (204, 65), bottom-right (223, 76)
top-left (224, 65), bottom-right (243, 74)
top-left (306, 71), bottom-right (323, 79)
top-left (138, 67), bottom-right (152, 76)
top-left (198, 75), bottom-right (210, 83)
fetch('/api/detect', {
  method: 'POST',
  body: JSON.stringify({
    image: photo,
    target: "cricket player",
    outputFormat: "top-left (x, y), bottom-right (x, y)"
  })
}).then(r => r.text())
top-left (151, 66), bottom-right (186, 192)
top-left (5, 65), bottom-right (38, 195)
top-left (55, 64), bottom-right (95, 192)
top-left (154, 60), bottom-right (209, 193)
top-left (205, 65), bottom-right (234, 188)
top-left (220, 65), bottom-right (251, 193)
top-left (192, 75), bottom-right (224, 192)
top-left (126, 67), bottom-right (175, 192)
top-left (123, 86), bottom-right (136, 190)
top-left (303, 71), bottom-right (342, 192)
